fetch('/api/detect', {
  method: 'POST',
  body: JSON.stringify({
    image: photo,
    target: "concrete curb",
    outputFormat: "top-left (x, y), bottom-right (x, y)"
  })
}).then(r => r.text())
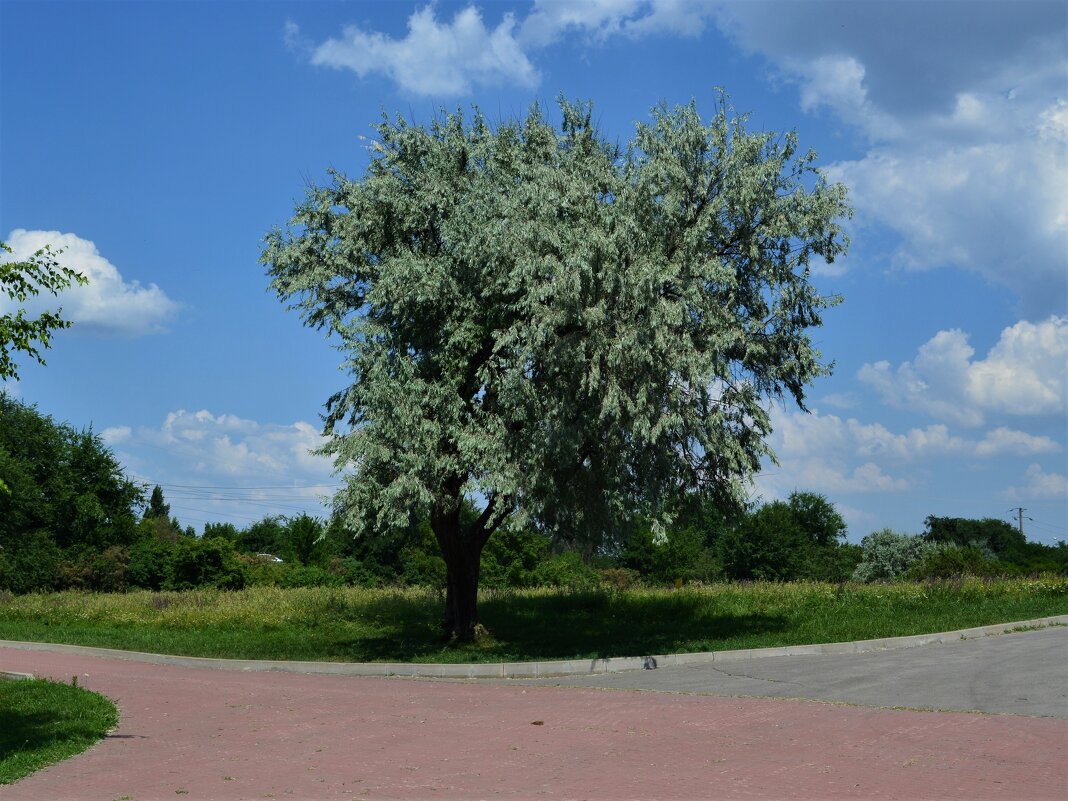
top-left (2, 615), bottom-right (1064, 680)
top-left (0, 669), bottom-right (35, 680)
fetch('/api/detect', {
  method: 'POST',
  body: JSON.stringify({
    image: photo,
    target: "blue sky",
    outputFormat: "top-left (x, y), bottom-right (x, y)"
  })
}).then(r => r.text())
top-left (2, 0), bottom-right (1066, 543)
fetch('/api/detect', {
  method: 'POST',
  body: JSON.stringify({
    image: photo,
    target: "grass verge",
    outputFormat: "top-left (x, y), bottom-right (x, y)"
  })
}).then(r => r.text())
top-left (0, 577), bottom-right (1064, 664)
top-left (0, 678), bottom-right (118, 785)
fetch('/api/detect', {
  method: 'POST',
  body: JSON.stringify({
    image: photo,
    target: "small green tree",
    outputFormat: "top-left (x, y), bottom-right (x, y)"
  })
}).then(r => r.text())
top-left (0, 241), bottom-right (87, 382)
top-left (264, 95), bottom-right (849, 639)
top-left (144, 485), bottom-right (170, 520)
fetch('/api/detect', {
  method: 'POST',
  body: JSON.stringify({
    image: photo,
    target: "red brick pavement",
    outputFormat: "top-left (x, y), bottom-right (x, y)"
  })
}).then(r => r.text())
top-left (2, 647), bottom-right (1065, 801)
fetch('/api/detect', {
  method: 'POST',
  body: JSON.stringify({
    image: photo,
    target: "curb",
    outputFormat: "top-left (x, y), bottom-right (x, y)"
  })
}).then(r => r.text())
top-left (0, 669), bottom-right (35, 681)
top-left (2, 615), bottom-right (1065, 680)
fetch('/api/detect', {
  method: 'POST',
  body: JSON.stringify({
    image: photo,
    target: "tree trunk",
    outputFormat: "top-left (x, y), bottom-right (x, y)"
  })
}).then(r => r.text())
top-left (432, 498), bottom-right (489, 642)
top-left (441, 543), bottom-right (483, 641)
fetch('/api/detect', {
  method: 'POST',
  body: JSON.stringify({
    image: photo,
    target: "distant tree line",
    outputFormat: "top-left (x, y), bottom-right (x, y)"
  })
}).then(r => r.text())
top-left (2, 394), bottom-right (1066, 595)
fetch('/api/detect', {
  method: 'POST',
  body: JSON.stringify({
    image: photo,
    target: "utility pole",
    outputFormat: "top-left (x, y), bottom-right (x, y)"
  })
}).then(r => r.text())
top-left (1012, 507), bottom-right (1027, 537)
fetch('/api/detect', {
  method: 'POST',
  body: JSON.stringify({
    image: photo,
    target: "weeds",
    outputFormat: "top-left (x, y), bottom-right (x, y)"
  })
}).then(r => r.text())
top-left (0, 577), bottom-right (1063, 664)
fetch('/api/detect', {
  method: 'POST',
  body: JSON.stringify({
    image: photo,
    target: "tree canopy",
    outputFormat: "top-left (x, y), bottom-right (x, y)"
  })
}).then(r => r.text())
top-left (0, 241), bottom-right (86, 382)
top-left (263, 96), bottom-right (850, 638)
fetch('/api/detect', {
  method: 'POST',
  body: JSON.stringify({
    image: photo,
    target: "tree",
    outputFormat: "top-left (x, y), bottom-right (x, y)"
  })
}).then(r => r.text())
top-left (0, 394), bottom-right (143, 591)
top-left (144, 485), bottom-right (171, 520)
top-left (263, 96), bottom-right (850, 639)
top-left (0, 241), bottom-right (87, 382)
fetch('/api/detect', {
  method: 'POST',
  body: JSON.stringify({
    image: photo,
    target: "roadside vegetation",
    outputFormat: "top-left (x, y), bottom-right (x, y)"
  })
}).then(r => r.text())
top-left (0, 677), bottom-right (117, 785)
top-left (1, 578), bottom-right (1064, 664)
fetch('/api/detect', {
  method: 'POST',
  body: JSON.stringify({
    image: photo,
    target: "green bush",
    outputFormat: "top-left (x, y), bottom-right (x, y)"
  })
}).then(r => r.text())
top-left (0, 530), bottom-right (61, 593)
top-left (908, 545), bottom-right (1010, 580)
top-left (279, 565), bottom-right (344, 588)
top-left (56, 545), bottom-right (130, 592)
top-left (531, 551), bottom-right (602, 591)
top-left (166, 537), bottom-right (246, 590)
top-left (852, 529), bottom-right (940, 582)
top-left (127, 540), bottom-right (174, 590)
top-left (480, 527), bottom-right (551, 589)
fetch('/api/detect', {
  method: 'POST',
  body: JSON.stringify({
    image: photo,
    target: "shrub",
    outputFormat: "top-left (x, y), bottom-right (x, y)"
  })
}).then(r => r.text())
top-left (56, 545), bottom-right (130, 592)
top-left (0, 530), bottom-right (61, 593)
top-left (600, 567), bottom-right (642, 590)
top-left (279, 565), bottom-right (344, 589)
top-left (127, 540), bottom-right (174, 590)
top-left (908, 545), bottom-right (1009, 580)
top-left (166, 537), bottom-right (246, 590)
top-left (531, 551), bottom-right (602, 591)
top-left (852, 529), bottom-right (940, 582)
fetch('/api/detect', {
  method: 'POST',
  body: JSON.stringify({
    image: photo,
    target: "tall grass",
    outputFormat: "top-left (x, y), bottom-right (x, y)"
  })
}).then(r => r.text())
top-left (0, 577), bottom-right (1064, 664)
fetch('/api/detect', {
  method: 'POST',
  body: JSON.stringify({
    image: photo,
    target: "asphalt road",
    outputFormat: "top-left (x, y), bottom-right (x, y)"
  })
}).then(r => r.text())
top-left (510, 626), bottom-right (1068, 717)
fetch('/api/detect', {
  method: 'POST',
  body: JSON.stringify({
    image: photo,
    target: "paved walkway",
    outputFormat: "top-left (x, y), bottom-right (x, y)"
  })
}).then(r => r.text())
top-left (513, 626), bottom-right (1068, 718)
top-left (2, 629), bottom-right (1067, 800)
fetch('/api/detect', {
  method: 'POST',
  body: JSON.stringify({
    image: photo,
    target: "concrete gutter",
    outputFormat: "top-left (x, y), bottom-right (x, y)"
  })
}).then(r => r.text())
top-left (2, 615), bottom-right (1064, 680)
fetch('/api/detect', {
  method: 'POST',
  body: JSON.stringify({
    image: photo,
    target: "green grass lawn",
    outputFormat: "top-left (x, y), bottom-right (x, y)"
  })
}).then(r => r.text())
top-left (0, 678), bottom-right (118, 785)
top-left (0, 578), bottom-right (1064, 664)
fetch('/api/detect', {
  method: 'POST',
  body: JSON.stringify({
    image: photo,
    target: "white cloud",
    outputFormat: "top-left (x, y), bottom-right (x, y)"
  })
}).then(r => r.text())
top-left (111, 409), bottom-right (339, 527)
top-left (761, 404), bottom-right (1063, 509)
top-left (975, 428), bottom-right (1060, 457)
top-left (1, 229), bottom-right (180, 336)
top-left (101, 425), bottom-right (132, 446)
top-left (859, 317), bottom-right (1068, 426)
top-left (146, 409), bottom-right (333, 479)
top-left (296, 1), bottom-right (718, 96)
top-left (1002, 464), bottom-right (1068, 501)
top-left (519, 0), bottom-right (710, 46)
top-left (306, 6), bottom-right (538, 97)
top-left (710, 2), bottom-right (1068, 315)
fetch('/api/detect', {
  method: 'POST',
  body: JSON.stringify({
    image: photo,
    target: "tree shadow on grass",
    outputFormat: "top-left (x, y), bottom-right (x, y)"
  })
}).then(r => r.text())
top-left (336, 590), bottom-right (788, 663)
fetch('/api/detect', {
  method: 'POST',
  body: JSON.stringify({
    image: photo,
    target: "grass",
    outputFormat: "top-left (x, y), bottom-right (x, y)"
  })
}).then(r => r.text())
top-left (0, 577), bottom-right (1064, 664)
top-left (0, 678), bottom-right (118, 785)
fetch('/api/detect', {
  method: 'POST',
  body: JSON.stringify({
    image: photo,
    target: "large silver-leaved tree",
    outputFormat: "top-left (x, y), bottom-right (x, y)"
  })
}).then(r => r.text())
top-left (263, 97), bottom-right (850, 640)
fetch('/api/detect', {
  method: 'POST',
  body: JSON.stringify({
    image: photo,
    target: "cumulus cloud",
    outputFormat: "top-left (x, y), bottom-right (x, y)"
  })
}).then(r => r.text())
top-left (1002, 464), bottom-right (1068, 501)
top-left (109, 409), bottom-right (339, 527)
top-left (142, 409), bottom-right (334, 479)
top-left (294, 1), bottom-right (717, 96)
top-left (711, 1), bottom-right (1068, 316)
top-left (1, 229), bottom-right (180, 336)
top-left (974, 428), bottom-right (1061, 457)
top-left (760, 404), bottom-right (1062, 509)
top-left (304, 6), bottom-right (538, 96)
top-left (859, 317), bottom-right (1068, 426)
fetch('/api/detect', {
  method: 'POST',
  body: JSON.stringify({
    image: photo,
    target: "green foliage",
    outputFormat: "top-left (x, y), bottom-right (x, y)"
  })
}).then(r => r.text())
top-left (0, 241), bottom-right (87, 382)
top-left (144, 485), bottom-right (170, 520)
top-left (202, 521), bottom-right (240, 541)
top-left (480, 526), bottom-right (552, 589)
top-left (281, 513), bottom-right (328, 566)
top-left (127, 540), bottom-right (173, 591)
top-left (0, 530), bottom-right (61, 594)
top-left (716, 492), bottom-right (849, 581)
top-left (0, 395), bottom-right (142, 582)
top-left (263, 94), bottom-right (850, 635)
top-left (908, 545), bottom-right (1009, 580)
top-left (166, 537), bottom-right (246, 591)
top-left (233, 516), bottom-right (286, 556)
top-left (852, 529), bottom-right (941, 582)
top-left (531, 551), bottom-right (602, 591)
top-left (924, 516), bottom-right (1026, 559)
top-left (56, 545), bottom-right (131, 592)
top-left (620, 523), bottom-right (711, 584)
top-left (278, 565), bottom-right (344, 589)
